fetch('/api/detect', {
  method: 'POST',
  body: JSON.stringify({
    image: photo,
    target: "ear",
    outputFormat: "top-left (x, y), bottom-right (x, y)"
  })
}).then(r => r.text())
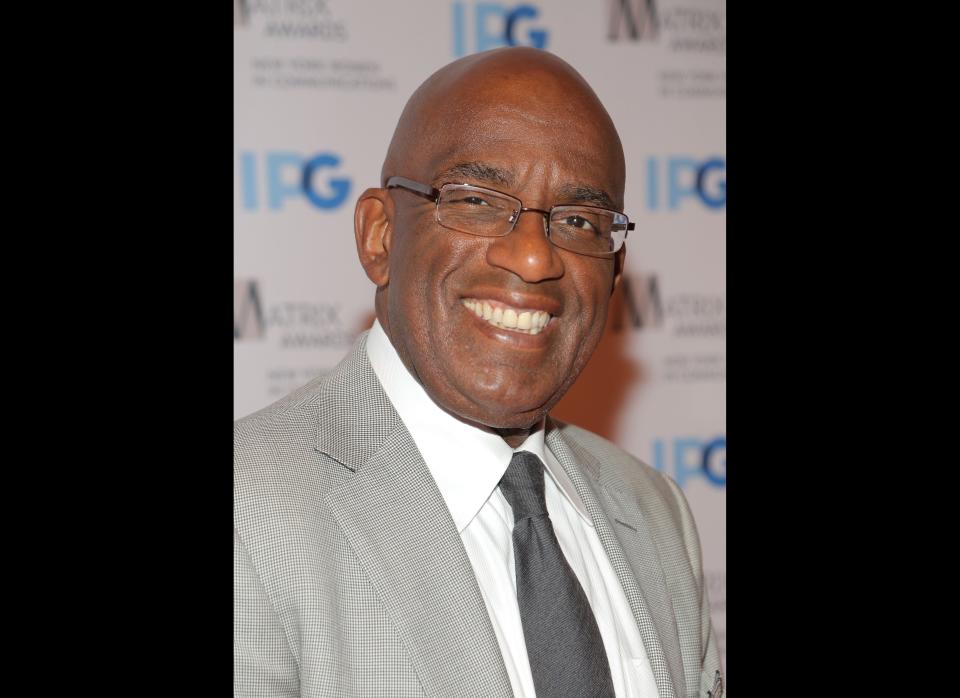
top-left (611, 244), bottom-right (626, 295)
top-left (354, 187), bottom-right (394, 287)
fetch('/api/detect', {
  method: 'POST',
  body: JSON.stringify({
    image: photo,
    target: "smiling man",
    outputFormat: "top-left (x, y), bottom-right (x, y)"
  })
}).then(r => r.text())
top-left (235, 47), bottom-right (723, 698)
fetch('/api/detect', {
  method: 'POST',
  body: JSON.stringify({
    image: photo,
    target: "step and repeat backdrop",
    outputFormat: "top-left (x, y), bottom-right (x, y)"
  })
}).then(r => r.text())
top-left (234, 0), bottom-right (725, 667)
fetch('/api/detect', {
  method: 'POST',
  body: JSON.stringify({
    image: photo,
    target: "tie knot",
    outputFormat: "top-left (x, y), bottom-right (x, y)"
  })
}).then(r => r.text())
top-left (499, 451), bottom-right (547, 522)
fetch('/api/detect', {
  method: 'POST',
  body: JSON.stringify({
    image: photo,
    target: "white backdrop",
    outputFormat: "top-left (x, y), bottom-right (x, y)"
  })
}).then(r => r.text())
top-left (234, 0), bottom-right (725, 668)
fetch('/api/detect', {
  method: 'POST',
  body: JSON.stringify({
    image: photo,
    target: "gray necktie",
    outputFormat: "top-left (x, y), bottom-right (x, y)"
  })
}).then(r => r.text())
top-left (498, 450), bottom-right (616, 698)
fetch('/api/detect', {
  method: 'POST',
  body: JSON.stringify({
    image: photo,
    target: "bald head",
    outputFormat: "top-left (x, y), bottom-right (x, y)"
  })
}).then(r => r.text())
top-left (381, 47), bottom-right (625, 203)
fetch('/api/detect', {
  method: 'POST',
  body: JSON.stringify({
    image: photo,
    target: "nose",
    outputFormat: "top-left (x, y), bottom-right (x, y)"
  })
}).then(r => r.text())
top-left (486, 209), bottom-right (564, 283)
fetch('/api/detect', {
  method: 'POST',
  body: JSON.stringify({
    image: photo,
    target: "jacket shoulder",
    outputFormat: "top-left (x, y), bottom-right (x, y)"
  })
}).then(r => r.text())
top-left (234, 373), bottom-right (327, 453)
top-left (234, 332), bottom-right (371, 461)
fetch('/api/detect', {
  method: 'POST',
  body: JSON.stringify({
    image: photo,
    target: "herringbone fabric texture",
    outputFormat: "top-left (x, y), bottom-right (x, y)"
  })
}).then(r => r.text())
top-left (499, 451), bottom-right (616, 698)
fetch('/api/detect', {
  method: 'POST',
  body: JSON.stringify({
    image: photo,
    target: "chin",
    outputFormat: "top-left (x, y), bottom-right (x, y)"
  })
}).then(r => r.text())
top-left (422, 365), bottom-right (562, 431)
top-left (454, 394), bottom-right (554, 431)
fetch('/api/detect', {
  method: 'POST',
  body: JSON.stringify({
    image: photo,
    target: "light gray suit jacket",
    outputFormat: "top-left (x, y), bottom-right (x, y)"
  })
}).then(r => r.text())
top-left (235, 334), bottom-right (723, 697)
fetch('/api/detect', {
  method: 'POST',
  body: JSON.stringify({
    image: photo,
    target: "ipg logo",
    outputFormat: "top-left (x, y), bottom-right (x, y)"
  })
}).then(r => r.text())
top-left (644, 156), bottom-right (725, 211)
top-left (452, 2), bottom-right (549, 57)
top-left (239, 151), bottom-right (352, 212)
top-left (652, 435), bottom-right (725, 489)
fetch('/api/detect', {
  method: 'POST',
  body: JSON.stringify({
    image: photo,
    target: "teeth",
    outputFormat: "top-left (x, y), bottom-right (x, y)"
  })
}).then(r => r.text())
top-left (462, 299), bottom-right (552, 335)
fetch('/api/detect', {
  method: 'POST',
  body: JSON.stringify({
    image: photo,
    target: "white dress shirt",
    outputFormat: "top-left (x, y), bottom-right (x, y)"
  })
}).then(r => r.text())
top-left (366, 320), bottom-right (659, 698)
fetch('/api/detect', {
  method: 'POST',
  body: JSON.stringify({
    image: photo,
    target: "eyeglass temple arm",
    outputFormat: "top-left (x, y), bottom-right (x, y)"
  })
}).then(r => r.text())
top-left (384, 176), bottom-right (441, 203)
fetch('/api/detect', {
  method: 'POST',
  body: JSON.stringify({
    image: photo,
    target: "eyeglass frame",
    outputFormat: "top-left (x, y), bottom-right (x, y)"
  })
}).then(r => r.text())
top-left (384, 175), bottom-right (634, 258)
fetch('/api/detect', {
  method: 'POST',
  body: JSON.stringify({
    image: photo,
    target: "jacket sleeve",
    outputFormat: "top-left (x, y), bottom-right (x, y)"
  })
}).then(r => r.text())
top-left (235, 528), bottom-right (300, 697)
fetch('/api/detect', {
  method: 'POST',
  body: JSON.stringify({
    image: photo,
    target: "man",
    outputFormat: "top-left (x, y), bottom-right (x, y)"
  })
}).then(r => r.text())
top-left (235, 47), bottom-right (723, 697)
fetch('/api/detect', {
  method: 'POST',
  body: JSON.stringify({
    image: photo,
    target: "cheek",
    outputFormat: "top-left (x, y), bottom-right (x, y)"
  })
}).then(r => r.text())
top-left (556, 271), bottom-right (615, 373)
top-left (387, 226), bottom-right (471, 352)
top-left (390, 215), bottom-right (445, 298)
top-left (568, 262), bottom-right (615, 329)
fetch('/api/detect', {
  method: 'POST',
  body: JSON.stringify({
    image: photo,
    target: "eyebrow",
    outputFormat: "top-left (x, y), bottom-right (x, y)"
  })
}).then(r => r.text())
top-left (556, 185), bottom-right (618, 211)
top-left (433, 162), bottom-right (618, 211)
top-left (433, 162), bottom-right (514, 188)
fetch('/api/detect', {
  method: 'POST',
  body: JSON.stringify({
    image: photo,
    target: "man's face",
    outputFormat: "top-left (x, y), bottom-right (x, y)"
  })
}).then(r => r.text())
top-left (377, 62), bottom-right (625, 431)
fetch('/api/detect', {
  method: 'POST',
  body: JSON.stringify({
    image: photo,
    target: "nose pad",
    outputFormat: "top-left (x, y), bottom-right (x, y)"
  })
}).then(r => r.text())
top-left (509, 209), bottom-right (548, 235)
top-left (487, 209), bottom-right (563, 283)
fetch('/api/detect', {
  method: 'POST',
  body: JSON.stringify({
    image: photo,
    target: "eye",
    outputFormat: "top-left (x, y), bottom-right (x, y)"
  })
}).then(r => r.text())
top-left (560, 215), bottom-right (596, 232)
top-left (448, 194), bottom-right (492, 207)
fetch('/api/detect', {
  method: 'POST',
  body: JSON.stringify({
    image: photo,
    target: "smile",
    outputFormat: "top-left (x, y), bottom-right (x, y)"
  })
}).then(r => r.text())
top-left (461, 298), bottom-right (552, 335)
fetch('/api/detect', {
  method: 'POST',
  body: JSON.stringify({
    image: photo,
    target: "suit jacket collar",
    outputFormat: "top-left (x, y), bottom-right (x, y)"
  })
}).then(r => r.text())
top-left (314, 335), bottom-right (514, 697)
top-left (547, 420), bottom-right (683, 698)
top-left (313, 333), bottom-right (401, 471)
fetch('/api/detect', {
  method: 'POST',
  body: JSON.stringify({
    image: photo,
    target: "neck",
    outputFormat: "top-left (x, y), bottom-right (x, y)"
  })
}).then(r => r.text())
top-left (496, 427), bottom-right (535, 449)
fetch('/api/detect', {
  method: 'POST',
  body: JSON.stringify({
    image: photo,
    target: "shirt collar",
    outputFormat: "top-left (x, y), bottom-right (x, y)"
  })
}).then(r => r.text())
top-left (366, 319), bottom-right (591, 532)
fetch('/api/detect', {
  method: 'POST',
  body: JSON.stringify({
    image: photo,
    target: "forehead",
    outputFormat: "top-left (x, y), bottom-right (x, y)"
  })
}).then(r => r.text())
top-left (429, 104), bottom-right (621, 203)
top-left (402, 60), bottom-right (625, 203)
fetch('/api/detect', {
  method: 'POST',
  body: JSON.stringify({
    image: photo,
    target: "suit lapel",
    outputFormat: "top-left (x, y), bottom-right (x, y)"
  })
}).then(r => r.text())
top-left (547, 422), bottom-right (683, 698)
top-left (315, 339), bottom-right (513, 698)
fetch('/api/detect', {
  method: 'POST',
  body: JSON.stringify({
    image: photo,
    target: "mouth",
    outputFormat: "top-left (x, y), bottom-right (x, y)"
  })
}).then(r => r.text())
top-left (461, 298), bottom-right (553, 335)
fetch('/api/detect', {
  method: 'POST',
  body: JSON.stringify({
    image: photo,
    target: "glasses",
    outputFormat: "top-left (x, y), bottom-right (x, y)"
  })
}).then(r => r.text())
top-left (385, 176), bottom-right (633, 258)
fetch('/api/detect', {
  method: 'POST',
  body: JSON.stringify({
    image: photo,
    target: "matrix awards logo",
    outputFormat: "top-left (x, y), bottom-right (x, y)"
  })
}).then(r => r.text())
top-left (615, 273), bottom-right (725, 339)
top-left (233, 279), bottom-right (357, 349)
top-left (612, 273), bottom-right (664, 332)
top-left (267, 302), bottom-right (354, 349)
top-left (238, 0), bottom-right (347, 41)
top-left (452, 2), bottom-right (549, 56)
top-left (618, 0), bottom-right (725, 53)
top-left (652, 435), bottom-right (726, 489)
top-left (238, 151), bottom-right (352, 212)
top-left (235, 0), bottom-right (250, 27)
top-left (661, 0), bottom-right (725, 53)
top-left (614, 272), bottom-right (725, 387)
top-left (608, 0), bottom-right (659, 41)
top-left (235, 279), bottom-right (266, 340)
top-left (614, 274), bottom-right (725, 385)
